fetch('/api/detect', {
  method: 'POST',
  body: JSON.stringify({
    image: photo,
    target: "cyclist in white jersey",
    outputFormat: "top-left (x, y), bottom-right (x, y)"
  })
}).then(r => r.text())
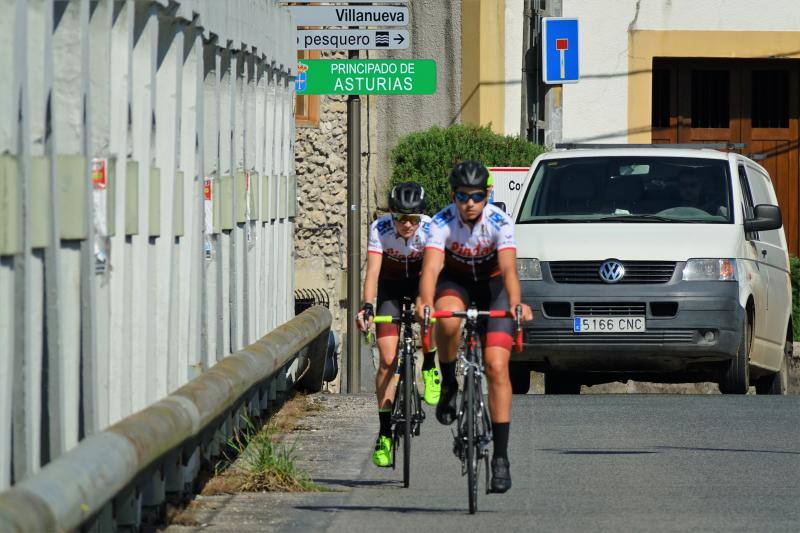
top-left (417, 161), bottom-right (532, 493)
top-left (356, 182), bottom-right (441, 468)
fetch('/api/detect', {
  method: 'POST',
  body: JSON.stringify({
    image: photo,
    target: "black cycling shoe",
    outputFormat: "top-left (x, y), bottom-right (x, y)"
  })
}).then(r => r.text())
top-left (489, 457), bottom-right (512, 493)
top-left (435, 382), bottom-right (458, 425)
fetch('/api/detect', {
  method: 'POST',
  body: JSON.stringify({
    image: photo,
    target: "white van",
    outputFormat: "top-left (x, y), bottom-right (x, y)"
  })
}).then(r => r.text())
top-left (510, 147), bottom-right (792, 395)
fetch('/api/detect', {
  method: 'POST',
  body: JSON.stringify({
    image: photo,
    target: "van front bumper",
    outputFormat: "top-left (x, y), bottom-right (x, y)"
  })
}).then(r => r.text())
top-left (517, 278), bottom-right (744, 380)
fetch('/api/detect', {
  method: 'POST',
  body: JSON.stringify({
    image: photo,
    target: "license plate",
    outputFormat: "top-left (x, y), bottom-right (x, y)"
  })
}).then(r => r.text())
top-left (573, 316), bottom-right (646, 333)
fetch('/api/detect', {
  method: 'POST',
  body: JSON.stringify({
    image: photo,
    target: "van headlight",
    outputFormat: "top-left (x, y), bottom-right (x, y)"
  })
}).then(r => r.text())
top-left (517, 258), bottom-right (543, 280)
top-left (682, 259), bottom-right (737, 281)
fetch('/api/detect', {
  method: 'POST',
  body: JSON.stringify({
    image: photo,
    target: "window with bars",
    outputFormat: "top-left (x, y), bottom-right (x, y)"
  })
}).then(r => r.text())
top-left (651, 67), bottom-right (671, 128)
top-left (296, 50), bottom-right (319, 127)
top-left (691, 70), bottom-right (729, 128)
top-left (752, 69), bottom-right (789, 128)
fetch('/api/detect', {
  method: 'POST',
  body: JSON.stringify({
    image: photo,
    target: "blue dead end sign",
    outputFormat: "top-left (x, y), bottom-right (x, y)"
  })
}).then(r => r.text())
top-left (542, 17), bottom-right (579, 84)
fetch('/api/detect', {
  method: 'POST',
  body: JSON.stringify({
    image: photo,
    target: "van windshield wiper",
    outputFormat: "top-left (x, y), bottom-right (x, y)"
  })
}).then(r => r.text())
top-left (595, 214), bottom-right (701, 223)
top-left (519, 217), bottom-right (595, 223)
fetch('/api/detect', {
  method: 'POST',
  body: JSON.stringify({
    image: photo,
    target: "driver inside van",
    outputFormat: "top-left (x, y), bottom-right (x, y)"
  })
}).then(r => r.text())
top-left (677, 169), bottom-right (726, 216)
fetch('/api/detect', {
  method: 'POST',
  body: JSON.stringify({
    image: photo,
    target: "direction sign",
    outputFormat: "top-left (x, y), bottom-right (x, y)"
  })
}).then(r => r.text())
top-left (297, 29), bottom-right (409, 50)
top-left (289, 6), bottom-right (409, 27)
top-left (295, 59), bottom-right (436, 95)
top-left (542, 17), bottom-right (579, 84)
top-left (285, 1), bottom-right (407, 3)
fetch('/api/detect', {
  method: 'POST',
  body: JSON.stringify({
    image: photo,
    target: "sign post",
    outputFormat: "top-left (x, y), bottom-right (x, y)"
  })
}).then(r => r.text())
top-left (291, 1), bottom-right (434, 394)
top-left (346, 48), bottom-right (361, 394)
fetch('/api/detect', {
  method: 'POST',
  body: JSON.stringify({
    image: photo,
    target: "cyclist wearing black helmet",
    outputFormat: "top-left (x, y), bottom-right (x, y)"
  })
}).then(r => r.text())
top-left (356, 182), bottom-right (440, 468)
top-left (417, 160), bottom-right (533, 493)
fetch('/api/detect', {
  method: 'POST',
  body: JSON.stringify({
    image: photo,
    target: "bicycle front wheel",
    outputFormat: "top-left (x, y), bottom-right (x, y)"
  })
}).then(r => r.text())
top-left (403, 346), bottom-right (413, 488)
top-left (465, 363), bottom-right (478, 514)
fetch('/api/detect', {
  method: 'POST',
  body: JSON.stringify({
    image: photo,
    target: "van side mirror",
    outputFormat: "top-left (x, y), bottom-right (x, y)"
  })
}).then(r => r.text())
top-left (493, 201), bottom-right (507, 212)
top-left (744, 204), bottom-right (782, 232)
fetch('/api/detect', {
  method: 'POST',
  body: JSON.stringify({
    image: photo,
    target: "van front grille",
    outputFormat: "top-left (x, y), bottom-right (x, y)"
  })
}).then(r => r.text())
top-left (525, 329), bottom-right (696, 345)
top-left (573, 302), bottom-right (646, 316)
top-left (549, 261), bottom-right (677, 284)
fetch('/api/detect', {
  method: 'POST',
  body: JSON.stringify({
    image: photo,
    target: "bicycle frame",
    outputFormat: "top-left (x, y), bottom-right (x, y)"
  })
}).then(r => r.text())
top-left (454, 314), bottom-right (493, 470)
top-left (372, 298), bottom-right (425, 487)
top-left (422, 304), bottom-right (521, 514)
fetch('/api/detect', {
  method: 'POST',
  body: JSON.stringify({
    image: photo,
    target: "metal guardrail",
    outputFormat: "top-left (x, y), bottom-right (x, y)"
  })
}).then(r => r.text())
top-left (0, 306), bottom-right (332, 533)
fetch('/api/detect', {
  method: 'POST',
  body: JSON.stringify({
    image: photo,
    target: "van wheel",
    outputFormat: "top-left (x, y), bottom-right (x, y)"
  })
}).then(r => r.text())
top-left (544, 373), bottom-right (581, 395)
top-left (754, 334), bottom-right (790, 395)
top-left (509, 362), bottom-right (531, 395)
top-left (719, 317), bottom-right (751, 394)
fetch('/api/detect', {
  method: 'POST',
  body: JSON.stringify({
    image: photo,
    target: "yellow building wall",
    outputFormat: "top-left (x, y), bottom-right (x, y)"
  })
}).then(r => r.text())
top-left (461, 0), bottom-right (506, 133)
top-left (628, 30), bottom-right (800, 142)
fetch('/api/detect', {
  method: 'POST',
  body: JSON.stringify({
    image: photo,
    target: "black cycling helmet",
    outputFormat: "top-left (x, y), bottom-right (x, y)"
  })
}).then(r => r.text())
top-left (388, 182), bottom-right (426, 214)
top-left (449, 160), bottom-right (490, 190)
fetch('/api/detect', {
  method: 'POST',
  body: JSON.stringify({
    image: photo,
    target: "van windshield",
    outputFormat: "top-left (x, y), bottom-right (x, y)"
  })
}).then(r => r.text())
top-left (516, 156), bottom-right (733, 224)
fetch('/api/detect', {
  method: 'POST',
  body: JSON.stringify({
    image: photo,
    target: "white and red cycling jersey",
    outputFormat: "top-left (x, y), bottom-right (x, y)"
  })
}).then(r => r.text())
top-left (367, 214), bottom-right (432, 280)
top-left (426, 203), bottom-right (516, 282)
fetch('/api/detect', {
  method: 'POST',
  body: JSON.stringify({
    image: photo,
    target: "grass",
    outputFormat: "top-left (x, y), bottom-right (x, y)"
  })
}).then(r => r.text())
top-left (200, 394), bottom-right (330, 495)
top-left (220, 417), bottom-right (324, 493)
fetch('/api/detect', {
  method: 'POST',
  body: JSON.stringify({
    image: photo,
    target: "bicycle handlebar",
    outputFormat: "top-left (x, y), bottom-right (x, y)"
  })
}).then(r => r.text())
top-left (429, 310), bottom-right (513, 319)
top-left (422, 305), bottom-right (524, 353)
top-left (364, 315), bottom-right (436, 343)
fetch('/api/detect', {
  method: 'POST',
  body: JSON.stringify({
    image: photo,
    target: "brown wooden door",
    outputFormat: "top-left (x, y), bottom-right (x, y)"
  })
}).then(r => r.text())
top-left (677, 60), bottom-right (742, 146)
top-left (651, 58), bottom-right (800, 254)
top-left (741, 62), bottom-right (800, 254)
top-left (651, 59), bottom-right (678, 144)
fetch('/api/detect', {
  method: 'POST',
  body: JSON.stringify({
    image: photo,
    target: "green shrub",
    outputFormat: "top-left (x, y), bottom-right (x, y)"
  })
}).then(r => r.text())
top-left (390, 124), bottom-right (544, 214)
top-left (791, 255), bottom-right (800, 341)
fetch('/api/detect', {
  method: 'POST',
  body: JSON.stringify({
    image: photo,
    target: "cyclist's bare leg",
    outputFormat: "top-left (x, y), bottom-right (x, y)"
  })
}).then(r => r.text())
top-left (432, 295), bottom-right (465, 425)
top-left (375, 335), bottom-right (399, 409)
top-left (433, 294), bottom-right (465, 364)
top-left (483, 346), bottom-right (511, 422)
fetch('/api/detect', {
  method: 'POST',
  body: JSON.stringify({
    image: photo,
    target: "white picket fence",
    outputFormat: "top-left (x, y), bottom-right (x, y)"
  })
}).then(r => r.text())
top-left (0, 0), bottom-right (297, 490)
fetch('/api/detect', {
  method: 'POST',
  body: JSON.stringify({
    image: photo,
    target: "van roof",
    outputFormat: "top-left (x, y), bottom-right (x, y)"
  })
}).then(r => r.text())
top-left (542, 146), bottom-right (733, 161)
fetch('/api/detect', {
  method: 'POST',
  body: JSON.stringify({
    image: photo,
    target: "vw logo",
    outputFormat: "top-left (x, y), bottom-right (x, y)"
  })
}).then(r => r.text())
top-left (599, 260), bottom-right (625, 283)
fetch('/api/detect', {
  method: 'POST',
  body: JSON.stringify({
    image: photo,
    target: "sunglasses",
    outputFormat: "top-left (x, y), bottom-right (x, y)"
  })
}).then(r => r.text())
top-left (454, 191), bottom-right (487, 204)
top-left (392, 214), bottom-right (421, 224)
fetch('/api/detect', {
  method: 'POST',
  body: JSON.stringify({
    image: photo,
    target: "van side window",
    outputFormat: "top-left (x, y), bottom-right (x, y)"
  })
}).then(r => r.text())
top-left (746, 166), bottom-right (782, 248)
top-left (737, 165), bottom-right (758, 241)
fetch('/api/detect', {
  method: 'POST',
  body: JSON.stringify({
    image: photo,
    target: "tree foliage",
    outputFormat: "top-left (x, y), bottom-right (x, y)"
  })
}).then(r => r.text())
top-left (389, 124), bottom-right (544, 214)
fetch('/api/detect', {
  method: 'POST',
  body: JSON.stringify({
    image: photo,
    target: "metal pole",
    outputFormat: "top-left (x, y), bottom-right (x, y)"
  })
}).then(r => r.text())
top-left (346, 51), bottom-right (361, 393)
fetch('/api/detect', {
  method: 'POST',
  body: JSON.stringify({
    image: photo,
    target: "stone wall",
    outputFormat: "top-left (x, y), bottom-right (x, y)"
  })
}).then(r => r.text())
top-left (294, 51), bottom-right (349, 392)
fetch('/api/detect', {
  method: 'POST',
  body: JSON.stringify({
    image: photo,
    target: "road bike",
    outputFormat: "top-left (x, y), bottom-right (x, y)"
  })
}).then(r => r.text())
top-left (370, 297), bottom-right (426, 487)
top-left (423, 304), bottom-right (522, 514)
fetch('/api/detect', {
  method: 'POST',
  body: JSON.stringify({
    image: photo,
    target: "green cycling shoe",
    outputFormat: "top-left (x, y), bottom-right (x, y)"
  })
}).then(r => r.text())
top-left (421, 368), bottom-right (442, 406)
top-left (372, 435), bottom-right (393, 468)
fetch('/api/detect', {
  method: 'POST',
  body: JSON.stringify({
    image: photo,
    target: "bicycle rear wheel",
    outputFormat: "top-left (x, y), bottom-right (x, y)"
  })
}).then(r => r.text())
top-left (465, 363), bottom-right (478, 514)
top-left (403, 345), bottom-right (413, 488)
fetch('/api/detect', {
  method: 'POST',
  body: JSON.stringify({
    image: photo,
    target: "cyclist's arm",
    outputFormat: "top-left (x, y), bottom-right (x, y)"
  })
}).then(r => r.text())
top-left (418, 247), bottom-right (444, 314)
top-left (498, 248), bottom-right (521, 308)
top-left (498, 248), bottom-right (533, 322)
top-left (362, 251), bottom-right (382, 305)
top-left (356, 252), bottom-right (382, 332)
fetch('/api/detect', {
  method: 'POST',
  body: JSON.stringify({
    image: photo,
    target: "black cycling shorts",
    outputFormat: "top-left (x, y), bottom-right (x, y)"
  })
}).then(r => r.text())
top-left (375, 277), bottom-right (418, 339)
top-left (434, 274), bottom-right (513, 350)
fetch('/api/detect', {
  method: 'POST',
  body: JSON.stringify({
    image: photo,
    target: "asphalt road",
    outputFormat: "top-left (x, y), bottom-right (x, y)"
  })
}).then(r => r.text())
top-left (168, 394), bottom-right (800, 532)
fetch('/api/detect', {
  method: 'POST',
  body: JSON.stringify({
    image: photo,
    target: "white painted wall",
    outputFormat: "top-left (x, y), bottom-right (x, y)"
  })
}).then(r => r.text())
top-left (560, 0), bottom-right (800, 144)
top-left (0, 0), bottom-right (298, 490)
top-left (504, 0), bottom-right (524, 137)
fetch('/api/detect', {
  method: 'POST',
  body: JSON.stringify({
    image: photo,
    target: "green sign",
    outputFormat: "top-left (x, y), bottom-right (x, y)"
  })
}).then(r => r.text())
top-left (295, 59), bottom-right (436, 95)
